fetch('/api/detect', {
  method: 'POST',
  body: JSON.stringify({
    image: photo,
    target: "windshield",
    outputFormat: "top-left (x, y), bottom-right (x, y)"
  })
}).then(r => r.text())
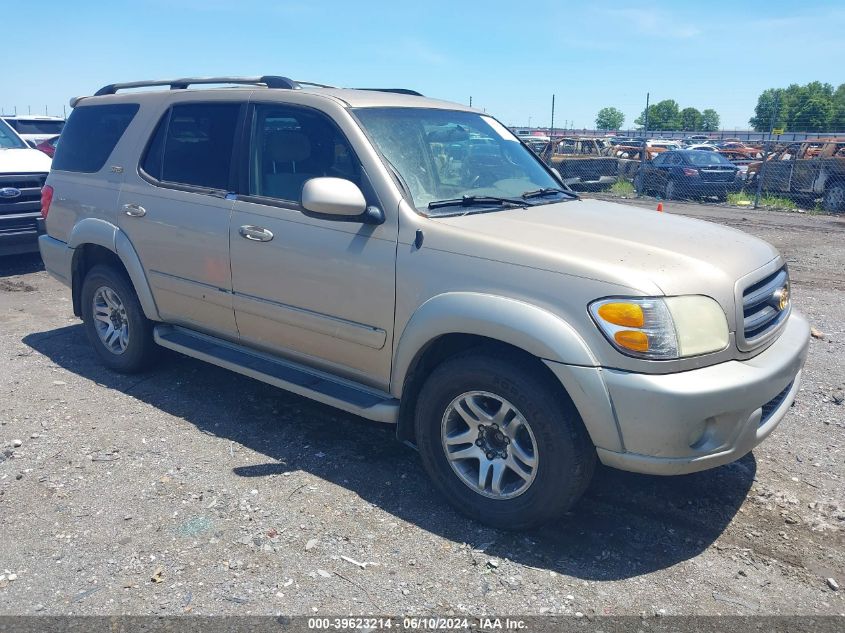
top-left (686, 151), bottom-right (734, 166)
top-left (0, 119), bottom-right (27, 149)
top-left (354, 108), bottom-right (563, 211)
top-left (5, 119), bottom-right (65, 135)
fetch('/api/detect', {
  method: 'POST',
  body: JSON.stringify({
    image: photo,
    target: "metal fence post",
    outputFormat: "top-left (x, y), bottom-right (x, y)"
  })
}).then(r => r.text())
top-left (637, 92), bottom-right (649, 197)
top-left (754, 93), bottom-right (779, 209)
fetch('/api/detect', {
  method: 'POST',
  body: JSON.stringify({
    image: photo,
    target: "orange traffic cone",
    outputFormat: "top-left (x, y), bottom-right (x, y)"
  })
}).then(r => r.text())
top-left (656, 202), bottom-right (664, 212)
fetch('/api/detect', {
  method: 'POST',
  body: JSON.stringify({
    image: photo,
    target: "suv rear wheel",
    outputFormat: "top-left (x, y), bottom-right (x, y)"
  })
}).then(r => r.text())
top-left (81, 265), bottom-right (158, 373)
top-left (414, 350), bottom-right (595, 529)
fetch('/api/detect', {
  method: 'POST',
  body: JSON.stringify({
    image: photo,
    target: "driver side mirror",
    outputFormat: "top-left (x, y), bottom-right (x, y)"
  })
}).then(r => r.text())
top-left (302, 177), bottom-right (382, 224)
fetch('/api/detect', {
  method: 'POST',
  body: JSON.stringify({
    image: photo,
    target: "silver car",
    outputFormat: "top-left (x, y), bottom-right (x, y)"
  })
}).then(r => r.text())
top-left (39, 76), bottom-right (809, 529)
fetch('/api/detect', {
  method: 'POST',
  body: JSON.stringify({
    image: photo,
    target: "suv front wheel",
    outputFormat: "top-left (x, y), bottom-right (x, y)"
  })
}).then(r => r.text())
top-left (414, 350), bottom-right (595, 529)
top-left (81, 265), bottom-right (158, 373)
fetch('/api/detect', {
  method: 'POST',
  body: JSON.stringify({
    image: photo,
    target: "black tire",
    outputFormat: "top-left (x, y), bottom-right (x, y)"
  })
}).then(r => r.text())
top-left (414, 350), bottom-right (596, 529)
top-left (80, 264), bottom-right (158, 373)
top-left (823, 182), bottom-right (845, 213)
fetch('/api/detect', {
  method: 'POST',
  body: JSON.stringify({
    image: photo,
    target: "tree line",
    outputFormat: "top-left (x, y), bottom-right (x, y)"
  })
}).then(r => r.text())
top-left (750, 82), bottom-right (845, 132)
top-left (594, 102), bottom-right (720, 132)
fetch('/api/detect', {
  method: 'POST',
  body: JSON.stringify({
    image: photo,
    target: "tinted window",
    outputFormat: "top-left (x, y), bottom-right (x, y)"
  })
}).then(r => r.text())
top-left (52, 104), bottom-right (138, 173)
top-left (652, 153), bottom-right (666, 165)
top-left (142, 103), bottom-right (240, 190)
top-left (248, 104), bottom-right (360, 202)
top-left (7, 119), bottom-right (65, 135)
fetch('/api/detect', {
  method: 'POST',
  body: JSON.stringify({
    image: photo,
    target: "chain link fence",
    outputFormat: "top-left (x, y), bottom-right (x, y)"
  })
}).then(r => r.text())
top-left (534, 131), bottom-right (845, 213)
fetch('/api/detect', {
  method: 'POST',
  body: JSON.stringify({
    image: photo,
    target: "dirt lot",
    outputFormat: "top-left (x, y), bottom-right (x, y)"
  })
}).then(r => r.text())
top-left (0, 200), bottom-right (843, 616)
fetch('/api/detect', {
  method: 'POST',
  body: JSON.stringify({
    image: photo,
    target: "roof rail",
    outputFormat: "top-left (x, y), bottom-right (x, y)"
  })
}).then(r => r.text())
top-left (357, 88), bottom-right (424, 97)
top-left (93, 76), bottom-right (300, 96)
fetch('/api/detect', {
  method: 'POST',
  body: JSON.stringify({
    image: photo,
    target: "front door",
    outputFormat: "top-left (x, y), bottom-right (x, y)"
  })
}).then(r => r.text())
top-left (118, 101), bottom-right (243, 338)
top-left (229, 103), bottom-right (397, 389)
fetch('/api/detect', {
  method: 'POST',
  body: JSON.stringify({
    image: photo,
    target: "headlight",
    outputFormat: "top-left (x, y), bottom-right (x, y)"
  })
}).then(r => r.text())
top-left (589, 296), bottom-right (729, 360)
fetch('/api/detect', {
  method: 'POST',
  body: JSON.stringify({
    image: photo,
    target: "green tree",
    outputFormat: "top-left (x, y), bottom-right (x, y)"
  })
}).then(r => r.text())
top-left (635, 99), bottom-right (681, 131)
top-left (700, 109), bottom-right (720, 132)
top-left (595, 106), bottom-right (625, 130)
top-left (679, 107), bottom-right (702, 131)
top-left (749, 88), bottom-right (786, 131)
top-left (832, 84), bottom-right (845, 131)
top-left (750, 82), bottom-right (843, 132)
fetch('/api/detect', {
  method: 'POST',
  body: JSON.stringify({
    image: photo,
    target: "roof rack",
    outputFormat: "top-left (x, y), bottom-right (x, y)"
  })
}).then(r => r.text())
top-left (93, 76), bottom-right (300, 96)
top-left (357, 88), bottom-right (424, 97)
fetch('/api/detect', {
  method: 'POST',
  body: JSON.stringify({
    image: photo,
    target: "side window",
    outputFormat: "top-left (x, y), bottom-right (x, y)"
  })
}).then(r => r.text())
top-left (141, 103), bottom-right (240, 190)
top-left (51, 104), bottom-right (139, 173)
top-left (248, 105), bottom-right (361, 202)
top-left (666, 153), bottom-right (682, 166)
top-left (652, 153), bottom-right (666, 166)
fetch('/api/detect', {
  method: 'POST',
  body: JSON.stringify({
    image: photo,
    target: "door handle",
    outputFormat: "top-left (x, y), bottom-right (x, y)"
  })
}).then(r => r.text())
top-left (122, 203), bottom-right (146, 217)
top-left (239, 225), bottom-right (274, 242)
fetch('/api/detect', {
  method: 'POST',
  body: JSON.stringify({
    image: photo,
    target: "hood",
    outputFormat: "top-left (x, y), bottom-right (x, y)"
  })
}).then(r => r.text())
top-left (0, 148), bottom-right (52, 173)
top-left (432, 198), bottom-right (779, 301)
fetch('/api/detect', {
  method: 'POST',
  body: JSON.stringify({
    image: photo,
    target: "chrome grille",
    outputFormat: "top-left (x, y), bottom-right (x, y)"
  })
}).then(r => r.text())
top-left (0, 172), bottom-right (47, 217)
top-left (740, 267), bottom-right (789, 348)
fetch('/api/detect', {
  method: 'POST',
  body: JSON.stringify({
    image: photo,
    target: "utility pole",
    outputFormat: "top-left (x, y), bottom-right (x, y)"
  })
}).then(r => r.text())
top-left (754, 91), bottom-right (779, 209)
top-left (550, 94), bottom-right (555, 140)
top-left (637, 92), bottom-right (649, 196)
top-left (469, 96), bottom-right (472, 107)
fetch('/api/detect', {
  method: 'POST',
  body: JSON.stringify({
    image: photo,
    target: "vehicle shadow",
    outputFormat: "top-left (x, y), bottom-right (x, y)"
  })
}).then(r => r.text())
top-left (24, 324), bottom-right (756, 581)
top-left (0, 253), bottom-right (44, 277)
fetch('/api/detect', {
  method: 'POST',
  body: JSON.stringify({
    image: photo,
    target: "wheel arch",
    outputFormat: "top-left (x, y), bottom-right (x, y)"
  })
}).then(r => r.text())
top-left (68, 218), bottom-right (160, 320)
top-left (391, 293), bottom-right (603, 445)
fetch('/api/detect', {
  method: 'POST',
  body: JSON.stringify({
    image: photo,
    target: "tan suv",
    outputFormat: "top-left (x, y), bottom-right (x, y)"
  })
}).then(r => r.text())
top-left (39, 76), bottom-right (809, 529)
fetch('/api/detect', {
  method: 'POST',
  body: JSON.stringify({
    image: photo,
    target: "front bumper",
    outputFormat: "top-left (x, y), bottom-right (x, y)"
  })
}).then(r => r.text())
top-left (0, 215), bottom-right (44, 257)
top-left (547, 310), bottom-right (810, 475)
top-left (682, 179), bottom-right (741, 196)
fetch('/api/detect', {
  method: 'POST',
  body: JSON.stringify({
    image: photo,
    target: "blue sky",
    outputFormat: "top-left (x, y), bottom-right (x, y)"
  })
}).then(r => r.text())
top-left (4, 0), bottom-right (843, 129)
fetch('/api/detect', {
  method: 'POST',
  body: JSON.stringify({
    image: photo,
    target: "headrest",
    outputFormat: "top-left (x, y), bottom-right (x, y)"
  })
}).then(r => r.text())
top-left (265, 130), bottom-right (311, 162)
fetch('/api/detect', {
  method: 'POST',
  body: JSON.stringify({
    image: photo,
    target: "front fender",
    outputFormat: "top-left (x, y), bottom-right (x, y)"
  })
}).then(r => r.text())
top-left (69, 218), bottom-right (160, 321)
top-left (391, 293), bottom-right (623, 451)
top-left (391, 292), bottom-right (599, 395)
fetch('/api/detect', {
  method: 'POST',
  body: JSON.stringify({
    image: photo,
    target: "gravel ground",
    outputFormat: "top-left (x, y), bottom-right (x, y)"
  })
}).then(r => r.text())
top-left (0, 201), bottom-right (843, 616)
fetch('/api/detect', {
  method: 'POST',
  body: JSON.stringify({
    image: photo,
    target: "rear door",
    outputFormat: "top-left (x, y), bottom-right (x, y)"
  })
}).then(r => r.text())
top-left (228, 103), bottom-right (397, 389)
top-left (117, 101), bottom-right (244, 339)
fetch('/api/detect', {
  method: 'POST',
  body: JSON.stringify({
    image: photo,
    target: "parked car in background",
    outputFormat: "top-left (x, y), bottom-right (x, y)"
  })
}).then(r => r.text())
top-left (746, 139), bottom-right (845, 212)
top-left (635, 149), bottom-right (740, 200)
top-left (0, 118), bottom-right (51, 256)
top-left (1, 115), bottom-right (65, 147)
top-left (35, 135), bottom-right (60, 158)
top-left (541, 137), bottom-right (617, 190)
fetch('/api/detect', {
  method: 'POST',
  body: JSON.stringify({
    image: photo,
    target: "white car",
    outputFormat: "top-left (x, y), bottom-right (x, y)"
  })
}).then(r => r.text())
top-left (0, 118), bottom-right (52, 256)
top-left (1, 115), bottom-right (65, 147)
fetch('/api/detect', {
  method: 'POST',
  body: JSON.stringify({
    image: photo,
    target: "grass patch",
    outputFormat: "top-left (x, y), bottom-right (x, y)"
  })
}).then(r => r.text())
top-left (727, 190), bottom-right (797, 210)
top-left (609, 180), bottom-right (635, 196)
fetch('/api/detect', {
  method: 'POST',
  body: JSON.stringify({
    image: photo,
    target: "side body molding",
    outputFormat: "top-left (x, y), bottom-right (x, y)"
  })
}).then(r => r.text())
top-left (391, 292), bottom-right (599, 394)
top-left (68, 218), bottom-right (161, 321)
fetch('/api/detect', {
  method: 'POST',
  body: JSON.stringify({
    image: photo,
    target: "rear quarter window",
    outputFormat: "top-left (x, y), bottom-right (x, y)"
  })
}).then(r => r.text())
top-left (51, 104), bottom-right (139, 173)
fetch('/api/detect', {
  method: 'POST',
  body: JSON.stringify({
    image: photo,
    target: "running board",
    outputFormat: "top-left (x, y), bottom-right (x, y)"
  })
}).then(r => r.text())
top-left (153, 325), bottom-right (399, 424)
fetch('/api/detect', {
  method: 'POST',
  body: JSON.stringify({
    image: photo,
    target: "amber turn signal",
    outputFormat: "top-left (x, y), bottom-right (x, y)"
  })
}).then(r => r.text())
top-left (597, 302), bottom-right (645, 328)
top-left (614, 330), bottom-right (649, 353)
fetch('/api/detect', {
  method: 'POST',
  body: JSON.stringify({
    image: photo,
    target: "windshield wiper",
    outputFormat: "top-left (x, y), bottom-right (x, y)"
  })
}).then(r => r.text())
top-left (427, 195), bottom-right (527, 211)
top-left (521, 187), bottom-right (577, 200)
